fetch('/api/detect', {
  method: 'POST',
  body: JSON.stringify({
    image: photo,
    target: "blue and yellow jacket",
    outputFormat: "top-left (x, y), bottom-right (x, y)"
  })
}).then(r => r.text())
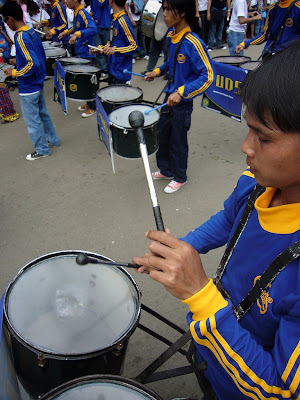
top-left (181, 171), bottom-right (300, 399)
top-left (63, 4), bottom-right (97, 58)
top-left (241, 0), bottom-right (300, 53)
top-left (90, 0), bottom-right (111, 29)
top-left (43, 0), bottom-right (69, 43)
top-left (154, 27), bottom-right (214, 102)
top-left (11, 26), bottom-right (46, 94)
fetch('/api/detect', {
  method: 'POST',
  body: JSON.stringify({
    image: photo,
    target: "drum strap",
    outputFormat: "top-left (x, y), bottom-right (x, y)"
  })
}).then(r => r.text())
top-left (214, 184), bottom-right (300, 321)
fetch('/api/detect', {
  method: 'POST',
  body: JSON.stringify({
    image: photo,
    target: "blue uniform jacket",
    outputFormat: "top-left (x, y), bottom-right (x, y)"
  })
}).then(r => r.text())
top-left (45, 0), bottom-right (69, 43)
top-left (90, 0), bottom-right (111, 29)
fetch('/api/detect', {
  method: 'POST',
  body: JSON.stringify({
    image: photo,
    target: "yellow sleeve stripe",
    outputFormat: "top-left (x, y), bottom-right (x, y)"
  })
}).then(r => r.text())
top-left (115, 18), bottom-right (137, 53)
top-left (16, 34), bottom-right (34, 77)
top-left (182, 34), bottom-right (214, 99)
top-left (282, 341), bottom-right (300, 383)
top-left (210, 322), bottom-right (293, 397)
top-left (56, 4), bottom-right (67, 31)
top-left (289, 363), bottom-right (300, 394)
top-left (79, 10), bottom-right (88, 28)
top-left (241, 170), bottom-right (255, 178)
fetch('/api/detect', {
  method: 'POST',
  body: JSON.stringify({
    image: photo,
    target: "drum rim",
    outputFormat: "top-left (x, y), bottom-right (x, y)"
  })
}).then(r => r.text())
top-left (45, 49), bottom-right (67, 57)
top-left (212, 55), bottom-right (251, 64)
top-left (39, 374), bottom-right (164, 400)
top-left (109, 103), bottom-right (160, 128)
top-left (60, 57), bottom-right (92, 64)
top-left (240, 61), bottom-right (262, 70)
top-left (97, 85), bottom-right (143, 104)
top-left (3, 250), bottom-right (142, 360)
top-left (64, 64), bottom-right (100, 73)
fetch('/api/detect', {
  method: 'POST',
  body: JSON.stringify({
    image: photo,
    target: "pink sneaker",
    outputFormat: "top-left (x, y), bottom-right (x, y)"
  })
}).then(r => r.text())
top-left (152, 171), bottom-right (174, 180)
top-left (164, 180), bottom-right (186, 194)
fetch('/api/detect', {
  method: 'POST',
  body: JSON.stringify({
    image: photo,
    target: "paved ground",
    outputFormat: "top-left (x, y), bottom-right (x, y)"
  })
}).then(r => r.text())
top-left (0, 43), bottom-right (263, 399)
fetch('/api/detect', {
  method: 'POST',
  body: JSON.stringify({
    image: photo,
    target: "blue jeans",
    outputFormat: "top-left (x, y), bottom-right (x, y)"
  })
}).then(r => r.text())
top-left (227, 29), bottom-right (245, 56)
top-left (207, 9), bottom-right (226, 48)
top-left (19, 90), bottom-right (60, 155)
top-left (93, 27), bottom-right (110, 71)
top-left (156, 100), bottom-right (193, 183)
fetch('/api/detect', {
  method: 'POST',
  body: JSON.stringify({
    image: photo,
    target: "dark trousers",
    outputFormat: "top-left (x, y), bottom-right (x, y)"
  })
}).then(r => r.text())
top-left (156, 100), bottom-right (193, 183)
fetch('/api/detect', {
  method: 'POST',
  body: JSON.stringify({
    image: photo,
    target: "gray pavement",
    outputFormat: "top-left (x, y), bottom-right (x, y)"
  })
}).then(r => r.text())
top-left (0, 44), bottom-right (263, 399)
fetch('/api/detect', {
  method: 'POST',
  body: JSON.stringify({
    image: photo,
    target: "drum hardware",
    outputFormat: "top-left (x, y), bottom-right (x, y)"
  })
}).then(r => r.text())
top-left (144, 103), bottom-right (166, 115)
top-left (129, 110), bottom-right (164, 231)
top-left (37, 353), bottom-right (46, 368)
top-left (123, 68), bottom-right (146, 78)
top-left (76, 252), bottom-right (139, 268)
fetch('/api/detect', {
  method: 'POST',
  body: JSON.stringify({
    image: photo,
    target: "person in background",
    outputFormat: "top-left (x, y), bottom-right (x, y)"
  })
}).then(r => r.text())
top-left (206, 0), bottom-right (230, 50)
top-left (193, 0), bottom-right (209, 44)
top-left (40, 0), bottom-right (69, 45)
top-left (3, 1), bottom-right (60, 159)
top-left (25, 0), bottom-right (50, 29)
top-left (125, 0), bottom-right (147, 61)
top-left (61, 0), bottom-right (73, 28)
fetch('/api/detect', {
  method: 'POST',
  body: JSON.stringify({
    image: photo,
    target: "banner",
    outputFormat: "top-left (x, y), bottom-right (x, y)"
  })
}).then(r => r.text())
top-left (96, 96), bottom-right (115, 173)
top-left (54, 60), bottom-right (68, 115)
top-left (202, 61), bottom-right (248, 122)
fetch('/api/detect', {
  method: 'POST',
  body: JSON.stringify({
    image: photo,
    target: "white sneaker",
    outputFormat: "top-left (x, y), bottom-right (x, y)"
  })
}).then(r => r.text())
top-left (143, 55), bottom-right (149, 60)
top-left (164, 180), bottom-right (186, 193)
top-left (132, 59), bottom-right (136, 64)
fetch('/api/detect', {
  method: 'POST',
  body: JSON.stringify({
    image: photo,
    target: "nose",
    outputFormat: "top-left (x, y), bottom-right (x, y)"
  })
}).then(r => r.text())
top-left (241, 130), bottom-right (255, 158)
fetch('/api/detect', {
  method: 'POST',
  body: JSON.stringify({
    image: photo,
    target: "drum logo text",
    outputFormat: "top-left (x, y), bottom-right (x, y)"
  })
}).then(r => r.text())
top-left (70, 84), bottom-right (78, 92)
top-left (216, 74), bottom-right (242, 94)
top-left (143, 14), bottom-right (154, 22)
top-left (177, 54), bottom-right (186, 64)
top-left (254, 276), bottom-right (273, 314)
top-left (285, 18), bottom-right (293, 27)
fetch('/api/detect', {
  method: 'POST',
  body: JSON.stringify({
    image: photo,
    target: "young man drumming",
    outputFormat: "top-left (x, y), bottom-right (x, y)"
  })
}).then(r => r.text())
top-left (145, 0), bottom-right (214, 194)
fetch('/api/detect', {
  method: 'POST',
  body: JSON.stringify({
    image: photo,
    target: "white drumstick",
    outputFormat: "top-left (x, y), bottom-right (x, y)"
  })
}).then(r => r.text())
top-left (87, 44), bottom-right (103, 53)
top-left (34, 28), bottom-right (46, 35)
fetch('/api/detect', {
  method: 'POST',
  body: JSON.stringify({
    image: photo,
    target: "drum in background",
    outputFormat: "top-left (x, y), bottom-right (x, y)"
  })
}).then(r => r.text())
top-left (42, 41), bottom-right (61, 49)
top-left (3, 251), bottom-right (141, 398)
top-left (45, 48), bottom-right (67, 77)
top-left (64, 64), bottom-right (100, 101)
top-left (39, 375), bottom-right (163, 400)
top-left (240, 61), bottom-right (262, 71)
top-left (141, 0), bottom-right (168, 42)
top-left (59, 57), bottom-right (92, 66)
top-left (109, 104), bottom-right (159, 159)
top-left (97, 85), bottom-right (143, 115)
top-left (212, 55), bottom-right (251, 67)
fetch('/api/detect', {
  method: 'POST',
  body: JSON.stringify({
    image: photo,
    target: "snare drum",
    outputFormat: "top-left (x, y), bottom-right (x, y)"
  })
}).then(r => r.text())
top-left (42, 41), bottom-right (61, 49)
top-left (45, 48), bottom-right (67, 77)
top-left (240, 61), bottom-right (262, 71)
top-left (212, 55), bottom-right (251, 67)
top-left (97, 85), bottom-right (143, 114)
top-left (40, 375), bottom-right (163, 400)
top-left (141, 0), bottom-right (168, 41)
top-left (109, 104), bottom-right (159, 159)
top-left (64, 64), bottom-right (101, 101)
top-left (59, 57), bottom-right (92, 66)
top-left (3, 251), bottom-right (141, 398)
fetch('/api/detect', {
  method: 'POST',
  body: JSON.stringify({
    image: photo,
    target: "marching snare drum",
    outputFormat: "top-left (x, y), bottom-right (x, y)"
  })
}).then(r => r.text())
top-left (42, 41), bottom-right (61, 49)
top-left (64, 64), bottom-right (101, 101)
top-left (240, 61), bottom-right (262, 71)
top-left (3, 251), bottom-right (141, 398)
top-left (109, 104), bottom-right (159, 159)
top-left (45, 47), bottom-right (67, 77)
top-left (141, 0), bottom-right (168, 42)
top-left (59, 57), bottom-right (92, 66)
top-left (212, 55), bottom-right (251, 67)
top-left (97, 85), bottom-right (143, 115)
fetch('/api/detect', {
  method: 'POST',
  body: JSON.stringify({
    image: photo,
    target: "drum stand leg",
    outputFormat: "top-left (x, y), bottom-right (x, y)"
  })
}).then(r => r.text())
top-left (133, 303), bottom-right (208, 393)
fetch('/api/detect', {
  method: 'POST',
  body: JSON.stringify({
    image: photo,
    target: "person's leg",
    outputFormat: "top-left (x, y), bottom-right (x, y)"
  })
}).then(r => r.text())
top-left (227, 30), bottom-right (244, 56)
top-left (216, 11), bottom-right (226, 48)
top-left (38, 90), bottom-right (60, 146)
top-left (207, 20), bottom-right (217, 49)
top-left (156, 104), bottom-right (173, 177)
top-left (19, 92), bottom-right (51, 155)
top-left (94, 27), bottom-right (110, 71)
top-left (137, 26), bottom-right (147, 58)
top-left (146, 38), bottom-right (162, 72)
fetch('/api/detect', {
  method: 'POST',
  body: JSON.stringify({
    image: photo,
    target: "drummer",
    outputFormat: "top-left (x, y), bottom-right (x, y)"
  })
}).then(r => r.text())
top-left (144, 0), bottom-right (214, 194)
top-left (39, 0), bottom-right (69, 46)
top-left (91, 0), bottom-right (138, 85)
top-left (58, 0), bottom-right (98, 117)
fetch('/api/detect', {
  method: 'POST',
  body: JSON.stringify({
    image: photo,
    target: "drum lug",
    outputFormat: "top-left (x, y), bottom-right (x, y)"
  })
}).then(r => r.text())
top-left (37, 353), bottom-right (47, 368)
top-left (123, 129), bottom-right (128, 136)
top-left (113, 342), bottom-right (124, 357)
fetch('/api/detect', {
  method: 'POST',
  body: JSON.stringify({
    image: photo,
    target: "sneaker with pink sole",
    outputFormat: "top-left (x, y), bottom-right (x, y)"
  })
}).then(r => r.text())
top-left (152, 171), bottom-right (174, 180)
top-left (164, 180), bottom-right (186, 193)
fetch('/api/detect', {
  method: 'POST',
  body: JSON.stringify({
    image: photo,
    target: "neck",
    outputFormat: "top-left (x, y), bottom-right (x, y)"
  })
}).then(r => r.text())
top-left (15, 21), bottom-right (26, 30)
top-left (270, 187), bottom-right (300, 207)
top-left (113, 5), bottom-right (123, 14)
top-left (174, 20), bottom-right (189, 34)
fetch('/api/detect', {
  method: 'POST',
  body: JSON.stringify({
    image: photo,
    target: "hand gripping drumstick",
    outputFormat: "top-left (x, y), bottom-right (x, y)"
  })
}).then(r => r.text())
top-left (129, 110), bottom-right (165, 231)
top-left (123, 68), bottom-right (145, 78)
top-left (144, 103), bottom-right (167, 115)
top-left (33, 28), bottom-right (46, 35)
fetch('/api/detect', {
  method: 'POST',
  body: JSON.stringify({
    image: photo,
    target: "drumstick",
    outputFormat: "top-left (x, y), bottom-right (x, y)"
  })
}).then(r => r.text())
top-left (83, 41), bottom-right (103, 52)
top-left (123, 68), bottom-right (145, 78)
top-left (33, 28), bottom-right (46, 35)
top-left (76, 253), bottom-right (139, 268)
top-left (128, 110), bottom-right (165, 231)
top-left (144, 103), bottom-right (167, 115)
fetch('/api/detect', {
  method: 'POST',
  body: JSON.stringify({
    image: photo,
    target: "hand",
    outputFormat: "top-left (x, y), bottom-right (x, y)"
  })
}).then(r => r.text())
top-left (254, 13), bottom-right (262, 20)
top-left (69, 34), bottom-right (77, 44)
top-left (46, 30), bottom-right (53, 39)
top-left (144, 71), bottom-right (156, 81)
top-left (167, 92), bottom-right (181, 106)
top-left (207, 11), bottom-right (211, 21)
top-left (58, 31), bottom-right (66, 39)
top-left (132, 230), bottom-right (209, 300)
top-left (235, 44), bottom-right (244, 54)
top-left (102, 46), bottom-right (114, 55)
top-left (4, 68), bottom-right (13, 77)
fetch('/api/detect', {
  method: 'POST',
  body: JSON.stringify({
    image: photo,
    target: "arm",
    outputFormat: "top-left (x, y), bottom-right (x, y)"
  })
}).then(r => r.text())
top-left (49, 4), bottom-right (68, 36)
top-left (112, 17), bottom-right (138, 54)
top-left (11, 32), bottom-right (41, 79)
top-left (207, 0), bottom-right (212, 21)
top-left (74, 10), bottom-right (97, 41)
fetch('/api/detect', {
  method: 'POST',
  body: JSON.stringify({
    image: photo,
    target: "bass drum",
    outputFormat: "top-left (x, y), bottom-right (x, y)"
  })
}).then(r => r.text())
top-left (39, 375), bottom-right (164, 400)
top-left (64, 64), bottom-right (100, 101)
top-left (141, 0), bottom-right (168, 41)
top-left (97, 85), bottom-right (143, 115)
top-left (3, 251), bottom-right (141, 399)
top-left (45, 48), bottom-right (67, 77)
top-left (109, 104), bottom-right (159, 159)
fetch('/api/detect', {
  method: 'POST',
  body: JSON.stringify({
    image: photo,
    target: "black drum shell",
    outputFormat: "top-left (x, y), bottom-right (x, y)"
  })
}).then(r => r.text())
top-left (45, 49), bottom-right (67, 77)
top-left (65, 68), bottom-right (100, 101)
top-left (3, 250), bottom-right (141, 399)
top-left (97, 85), bottom-right (143, 115)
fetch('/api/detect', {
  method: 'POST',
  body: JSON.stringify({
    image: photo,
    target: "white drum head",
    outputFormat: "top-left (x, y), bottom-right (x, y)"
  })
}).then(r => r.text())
top-left (109, 104), bottom-right (160, 128)
top-left (98, 86), bottom-right (142, 102)
top-left (45, 48), bottom-right (67, 57)
top-left (64, 64), bottom-right (100, 73)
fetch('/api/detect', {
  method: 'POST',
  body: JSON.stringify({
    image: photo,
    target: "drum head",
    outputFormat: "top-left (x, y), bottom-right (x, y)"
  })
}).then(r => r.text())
top-left (97, 85), bottom-right (143, 103)
top-left (5, 252), bottom-right (140, 356)
top-left (154, 4), bottom-right (167, 41)
top-left (240, 61), bottom-right (262, 71)
top-left (45, 48), bottom-right (67, 57)
top-left (212, 56), bottom-right (251, 65)
top-left (40, 375), bottom-right (163, 400)
top-left (64, 64), bottom-right (100, 73)
top-left (60, 57), bottom-right (91, 65)
top-left (109, 104), bottom-right (160, 128)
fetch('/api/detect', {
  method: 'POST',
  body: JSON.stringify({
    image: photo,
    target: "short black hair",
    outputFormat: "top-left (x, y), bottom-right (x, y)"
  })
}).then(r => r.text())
top-left (27, 0), bottom-right (39, 13)
top-left (239, 39), bottom-right (300, 133)
top-left (2, 1), bottom-right (24, 22)
top-left (114, 0), bottom-right (126, 7)
top-left (163, 0), bottom-right (195, 27)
